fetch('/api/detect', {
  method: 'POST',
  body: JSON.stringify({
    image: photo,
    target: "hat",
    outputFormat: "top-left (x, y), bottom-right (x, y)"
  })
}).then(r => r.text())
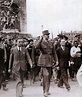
top-left (63, 35), bottom-right (68, 40)
top-left (57, 34), bottom-right (63, 39)
top-left (54, 37), bottom-right (58, 41)
top-left (75, 34), bottom-right (80, 37)
top-left (42, 30), bottom-right (50, 35)
top-left (27, 38), bottom-right (33, 43)
top-left (57, 34), bottom-right (68, 40)
top-left (17, 38), bottom-right (23, 41)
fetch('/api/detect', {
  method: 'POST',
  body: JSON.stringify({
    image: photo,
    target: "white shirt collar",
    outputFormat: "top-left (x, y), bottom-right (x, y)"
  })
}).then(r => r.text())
top-left (61, 46), bottom-right (65, 50)
top-left (17, 46), bottom-right (21, 51)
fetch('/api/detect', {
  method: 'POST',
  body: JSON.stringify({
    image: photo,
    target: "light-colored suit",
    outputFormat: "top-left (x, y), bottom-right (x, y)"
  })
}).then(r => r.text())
top-left (9, 46), bottom-right (32, 97)
top-left (77, 65), bottom-right (82, 87)
top-left (9, 46), bottom-right (32, 72)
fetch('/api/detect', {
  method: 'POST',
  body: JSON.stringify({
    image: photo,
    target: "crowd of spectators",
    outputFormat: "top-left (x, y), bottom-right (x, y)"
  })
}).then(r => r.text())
top-left (0, 33), bottom-right (82, 91)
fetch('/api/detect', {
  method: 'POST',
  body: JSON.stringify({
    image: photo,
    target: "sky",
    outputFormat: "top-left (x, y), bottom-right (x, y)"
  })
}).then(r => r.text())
top-left (26, 0), bottom-right (82, 37)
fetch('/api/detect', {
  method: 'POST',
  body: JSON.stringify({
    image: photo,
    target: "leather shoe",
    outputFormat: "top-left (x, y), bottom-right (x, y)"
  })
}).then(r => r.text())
top-left (47, 92), bottom-right (51, 95)
top-left (23, 84), bottom-right (26, 88)
top-left (3, 87), bottom-right (8, 91)
top-left (71, 78), bottom-right (76, 81)
top-left (67, 87), bottom-right (70, 91)
top-left (58, 85), bottom-right (64, 88)
top-left (40, 82), bottom-right (43, 86)
top-left (43, 93), bottom-right (48, 97)
top-left (19, 94), bottom-right (24, 97)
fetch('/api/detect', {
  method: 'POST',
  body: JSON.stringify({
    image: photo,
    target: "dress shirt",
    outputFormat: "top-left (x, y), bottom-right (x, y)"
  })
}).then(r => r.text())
top-left (17, 46), bottom-right (21, 51)
top-left (61, 46), bottom-right (65, 51)
top-left (70, 46), bottom-right (81, 57)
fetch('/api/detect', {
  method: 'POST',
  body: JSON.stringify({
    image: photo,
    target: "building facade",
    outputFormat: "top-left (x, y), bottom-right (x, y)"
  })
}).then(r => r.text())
top-left (62, 31), bottom-right (82, 41)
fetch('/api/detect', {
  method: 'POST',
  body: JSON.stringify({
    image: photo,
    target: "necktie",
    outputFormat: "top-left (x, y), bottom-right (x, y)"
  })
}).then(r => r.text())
top-left (19, 47), bottom-right (21, 52)
top-left (63, 47), bottom-right (65, 51)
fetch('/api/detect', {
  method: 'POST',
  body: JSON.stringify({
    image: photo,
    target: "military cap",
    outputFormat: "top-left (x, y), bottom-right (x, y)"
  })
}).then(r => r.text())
top-left (42, 30), bottom-right (50, 35)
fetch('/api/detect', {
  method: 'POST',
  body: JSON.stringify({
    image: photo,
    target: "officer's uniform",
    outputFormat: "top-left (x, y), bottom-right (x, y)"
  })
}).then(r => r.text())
top-left (36, 30), bottom-right (57, 96)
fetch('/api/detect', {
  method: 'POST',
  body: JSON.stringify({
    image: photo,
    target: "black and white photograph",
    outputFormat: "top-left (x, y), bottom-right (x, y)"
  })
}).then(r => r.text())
top-left (0, 0), bottom-right (82, 97)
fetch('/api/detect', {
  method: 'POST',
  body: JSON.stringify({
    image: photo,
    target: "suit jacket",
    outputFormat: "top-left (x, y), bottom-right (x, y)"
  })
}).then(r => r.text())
top-left (27, 45), bottom-right (35, 65)
top-left (9, 46), bottom-right (32, 72)
top-left (36, 39), bottom-right (57, 67)
top-left (56, 46), bottom-right (69, 68)
top-left (77, 65), bottom-right (82, 87)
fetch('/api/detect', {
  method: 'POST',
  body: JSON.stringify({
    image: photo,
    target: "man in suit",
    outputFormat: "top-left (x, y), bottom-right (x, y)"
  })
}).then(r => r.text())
top-left (9, 38), bottom-right (32, 97)
top-left (56, 39), bottom-right (70, 91)
top-left (77, 64), bottom-right (82, 97)
top-left (77, 64), bottom-right (82, 87)
top-left (0, 37), bottom-right (8, 91)
top-left (36, 30), bottom-right (58, 97)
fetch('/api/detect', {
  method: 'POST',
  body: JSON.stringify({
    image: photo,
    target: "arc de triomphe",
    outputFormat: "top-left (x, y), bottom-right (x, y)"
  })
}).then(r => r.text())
top-left (13, 0), bottom-right (27, 33)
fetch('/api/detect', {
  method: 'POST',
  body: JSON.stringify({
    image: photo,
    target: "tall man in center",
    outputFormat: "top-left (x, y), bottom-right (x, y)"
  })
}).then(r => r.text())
top-left (36, 30), bottom-right (58, 97)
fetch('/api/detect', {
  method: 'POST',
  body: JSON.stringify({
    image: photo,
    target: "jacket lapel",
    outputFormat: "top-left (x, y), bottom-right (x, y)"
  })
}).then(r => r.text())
top-left (60, 47), bottom-right (65, 53)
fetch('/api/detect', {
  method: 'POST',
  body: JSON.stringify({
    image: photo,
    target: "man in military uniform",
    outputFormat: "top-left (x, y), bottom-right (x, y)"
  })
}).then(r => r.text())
top-left (36, 30), bottom-right (58, 97)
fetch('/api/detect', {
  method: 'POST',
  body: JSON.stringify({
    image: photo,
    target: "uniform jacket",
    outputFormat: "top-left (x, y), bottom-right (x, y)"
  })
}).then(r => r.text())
top-left (9, 46), bottom-right (32, 72)
top-left (36, 39), bottom-right (57, 67)
top-left (56, 46), bottom-right (69, 67)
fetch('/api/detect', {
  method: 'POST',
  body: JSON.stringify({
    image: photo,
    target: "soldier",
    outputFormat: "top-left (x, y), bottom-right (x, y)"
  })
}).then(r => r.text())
top-left (36, 30), bottom-right (58, 97)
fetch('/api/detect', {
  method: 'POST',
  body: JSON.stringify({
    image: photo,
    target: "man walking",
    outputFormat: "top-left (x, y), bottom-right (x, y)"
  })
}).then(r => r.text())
top-left (70, 41), bottom-right (81, 79)
top-left (36, 30), bottom-right (58, 97)
top-left (9, 38), bottom-right (32, 97)
top-left (56, 39), bottom-right (70, 91)
top-left (0, 37), bottom-right (8, 91)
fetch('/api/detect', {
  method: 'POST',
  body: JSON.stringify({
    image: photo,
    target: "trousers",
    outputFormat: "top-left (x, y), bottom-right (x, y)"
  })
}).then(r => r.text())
top-left (42, 67), bottom-right (52, 93)
top-left (58, 67), bottom-right (70, 89)
top-left (13, 69), bottom-right (25, 97)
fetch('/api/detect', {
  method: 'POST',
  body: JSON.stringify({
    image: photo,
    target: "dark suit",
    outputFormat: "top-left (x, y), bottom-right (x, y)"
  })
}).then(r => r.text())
top-left (5, 43), bottom-right (12, 80)
top-left (56, 47), bottom-right (70, 89)
top-left (9, 46), bottom-right (32, 97)
top-left (27, 45), bottom-right (41, 82)
top-left (36, 39), bottom-right (57, 94)
top-left (0, 43), bottom-right (7, 90)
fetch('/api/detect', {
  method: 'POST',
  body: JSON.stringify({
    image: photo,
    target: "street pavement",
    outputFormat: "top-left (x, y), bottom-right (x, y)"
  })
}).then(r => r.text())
top-left (0, 79), bottom-right (82, 97)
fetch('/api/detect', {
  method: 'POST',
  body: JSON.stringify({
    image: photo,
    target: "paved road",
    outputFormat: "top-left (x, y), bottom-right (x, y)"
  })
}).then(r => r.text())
top-left (0, 79), bottom-right (82, 97)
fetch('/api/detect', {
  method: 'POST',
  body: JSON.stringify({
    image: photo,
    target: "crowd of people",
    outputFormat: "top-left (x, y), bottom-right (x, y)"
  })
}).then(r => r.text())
top-left (0, 30), bottom-right (82, 97)
top-left (0, 1), bottom-right (82, 97)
